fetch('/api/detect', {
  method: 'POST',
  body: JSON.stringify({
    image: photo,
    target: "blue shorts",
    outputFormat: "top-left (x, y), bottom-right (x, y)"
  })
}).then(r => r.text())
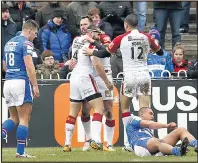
top-left (135, 137), bottom-right (150, 150)
top-left (3, 79), bottom-right (33, 107)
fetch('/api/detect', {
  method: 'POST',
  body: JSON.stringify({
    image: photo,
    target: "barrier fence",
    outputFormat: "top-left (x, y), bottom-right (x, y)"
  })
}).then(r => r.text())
top-left (2, 79), bottom-right (197, 147)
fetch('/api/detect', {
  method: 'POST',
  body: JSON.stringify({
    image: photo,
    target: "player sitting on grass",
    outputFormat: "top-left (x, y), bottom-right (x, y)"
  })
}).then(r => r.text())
top-left (126, 107), bottom-right (198, 156)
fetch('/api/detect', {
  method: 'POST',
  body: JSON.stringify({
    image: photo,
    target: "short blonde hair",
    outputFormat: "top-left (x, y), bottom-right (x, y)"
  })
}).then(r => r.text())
top-left (22, 19), bottom-right (39, 31)
top-left (173, 42), bottom-right (184, 55)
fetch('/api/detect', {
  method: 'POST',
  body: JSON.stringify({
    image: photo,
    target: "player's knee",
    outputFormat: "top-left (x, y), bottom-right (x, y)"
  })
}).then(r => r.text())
top-left (82, 109), bottom-right (89, 117)
top-left (177, 127), bottom-right (187, 133)
top-left (104, 111), bottom-right (112, 120)
top-left (10, 116), bottom-right (19, 124)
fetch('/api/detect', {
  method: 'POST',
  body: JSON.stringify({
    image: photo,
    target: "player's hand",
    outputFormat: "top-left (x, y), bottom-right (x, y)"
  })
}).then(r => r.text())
top-left (167, 122), bottom-right (177, 129)
top-left (83, 47), bottom-right (95, 56)
top-left (65, 59), bottom-right (77, 70)
top-left (82, 35), bottom-right (94, 43)
top-left (33, 85), bottom-right (40, 99)
top-left (105, 81), bottom-right (113, 90)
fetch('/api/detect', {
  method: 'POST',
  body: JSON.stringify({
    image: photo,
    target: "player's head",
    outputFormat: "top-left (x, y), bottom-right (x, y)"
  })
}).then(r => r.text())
top-left (22, 19), bottom-right (39, 42)
top-left (124, 13), bottom-right (138, 32)
top-left (80, 15), bottom-right (93, 35)
top-left (42, 50), bottom-right (55, 67)
top-left (87, 25), bottom-right (101, 41)
top-left (138, 107), bottom-right (154, 121)
top-left (2, 3), bottom-right (10, 21)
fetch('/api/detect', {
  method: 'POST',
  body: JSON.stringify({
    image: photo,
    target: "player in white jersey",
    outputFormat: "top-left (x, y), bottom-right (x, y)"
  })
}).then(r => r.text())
top-left (63, 25), bottom-right (113, 152)
top-left (79, 27), bottom-right (115, 151)
top-left (82, 13), bottom-right (163, 150)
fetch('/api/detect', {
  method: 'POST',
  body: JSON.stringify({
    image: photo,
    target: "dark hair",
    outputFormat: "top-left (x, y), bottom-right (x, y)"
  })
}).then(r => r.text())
top-left (2, 3), bottom-right (9, 12)
top-left (42, 50), bottom-right (54, 61)
top-left (81, 15), bottom-right (93, 24)
top-left (124, 13), bottom-right (138, 28)
top-left (22, 19), bottom-right (39, 31)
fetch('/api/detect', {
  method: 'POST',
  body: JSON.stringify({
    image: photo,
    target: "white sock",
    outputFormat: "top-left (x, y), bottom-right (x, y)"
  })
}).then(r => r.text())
top-left (122, 114), bottom-right (131, 146)
top-left (65, 123), bottom-right (74, 146)
top-left (91, 121), bottom-right (102, 143)
top-left (82, 120), bottom-right (91, 141)
top-left (105, 125), bottom-right (114, 146)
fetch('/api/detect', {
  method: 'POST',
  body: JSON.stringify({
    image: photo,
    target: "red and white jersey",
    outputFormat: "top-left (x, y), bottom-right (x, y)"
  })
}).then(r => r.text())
top-left (71, 36), bottom-right (95, 75)
top-left (107, 29), bottom-right (160, 73)
top-left (99, 34), bottom-right (111, 71)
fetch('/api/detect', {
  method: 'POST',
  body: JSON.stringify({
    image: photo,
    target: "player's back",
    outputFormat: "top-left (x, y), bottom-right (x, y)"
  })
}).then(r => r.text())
top-left (71, 36), bottom-right (94, 76)
top-left (4, 35), bottom-right (33, 81)
top-left (120, 29), bottom-right (150, 73)
top-left (126, 116), bottom-right (154, 149)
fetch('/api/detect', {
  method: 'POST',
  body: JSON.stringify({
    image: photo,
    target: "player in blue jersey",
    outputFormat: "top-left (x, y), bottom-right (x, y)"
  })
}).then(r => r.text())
top-left (2, 20), bottom-right (39, 158)
top-left (126, 107), bottom-right (198, 156)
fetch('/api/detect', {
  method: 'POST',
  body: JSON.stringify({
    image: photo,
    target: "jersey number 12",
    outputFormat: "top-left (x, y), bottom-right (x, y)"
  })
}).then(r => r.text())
top-left (131, 47), bottom-right (144, 60)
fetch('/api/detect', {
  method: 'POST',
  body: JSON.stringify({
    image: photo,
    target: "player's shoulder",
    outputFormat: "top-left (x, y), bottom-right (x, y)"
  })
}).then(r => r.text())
top-left (115, 31), bottom-right (131, 41)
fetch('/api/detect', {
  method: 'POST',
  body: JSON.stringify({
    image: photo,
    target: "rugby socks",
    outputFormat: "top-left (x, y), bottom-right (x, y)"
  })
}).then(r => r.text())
top-left (172, 147), bottom-right (181, 156)
top-left (2, 119), bottom-right (15, 139)
top-left (91, 113), bottom-right (103, 143)
top-left (16, 125), bottom-right (28, 155)
top-left (105, 119), bottom-right (115, 146)
top-left (65, 116), bottom-right (76, 146)
top-left (189, 140), bottom-right (198, 147)
top-left (122, 112), bottom-right (131, 146)
top-left (81, 115), bottom-right (91, 141)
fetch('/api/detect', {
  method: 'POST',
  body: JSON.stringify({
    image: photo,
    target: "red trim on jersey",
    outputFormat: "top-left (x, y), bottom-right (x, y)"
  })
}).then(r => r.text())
top-left (121, 82), bottom-right (124, 95)
top-left (140, 32), bottom-right (161, 52)
top-left (89, 44), bottom-right (95, 49)
top-left (107, 31), bottom-right (131, 53)
top-left (89, 74), bottom-right (98, 93)
top-left (100, 34), bottom-right (111, 45)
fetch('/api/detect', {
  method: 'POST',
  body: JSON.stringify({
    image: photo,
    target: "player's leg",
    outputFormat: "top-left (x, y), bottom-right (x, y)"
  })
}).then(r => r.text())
top-left (2, 107), bottom-right (19, 142)
top-left (16, 103), bottom-right (35, 158)
top-left (162, 127), bottom-right (198, 153)
top-left (64, 101), bottom-right (82, 152)
top-left (81, 101), bottom-right (92, 151)
top-left (2, 81), bottom-right (19, 141)
top-left (138, 95), bottom-right (150, 108)
top-left (103, 99), bottom-right (116, 151)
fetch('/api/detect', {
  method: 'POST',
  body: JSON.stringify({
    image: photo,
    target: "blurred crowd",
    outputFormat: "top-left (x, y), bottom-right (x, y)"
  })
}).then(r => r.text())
top-left (2, 1), bottom-right (198, 79)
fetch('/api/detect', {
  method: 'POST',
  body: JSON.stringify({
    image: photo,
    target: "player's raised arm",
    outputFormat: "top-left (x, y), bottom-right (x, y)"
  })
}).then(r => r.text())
top-left (91, 56), bottom-right (113, 90)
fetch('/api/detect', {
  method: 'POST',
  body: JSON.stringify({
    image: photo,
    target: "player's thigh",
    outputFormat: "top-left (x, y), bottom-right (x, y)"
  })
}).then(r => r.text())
top-left (120, 93), bottom-right (132, 113)
top-left (88, 97), bottom-right (104, 114)
top-left (146, 138), bottom-right (161, 153)
top-left (69, 102), bottom-right (82, 118)
top-left (138, 95), bottom-right (150, 108)
top-left (137, 71), bottom-right (151, 97)
top-left (162, 129), bottom-right (181, 146)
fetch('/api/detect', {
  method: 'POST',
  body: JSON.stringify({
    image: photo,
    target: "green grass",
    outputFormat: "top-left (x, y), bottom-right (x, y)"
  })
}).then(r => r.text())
top-left (2, 147), bottom-right (197, 162)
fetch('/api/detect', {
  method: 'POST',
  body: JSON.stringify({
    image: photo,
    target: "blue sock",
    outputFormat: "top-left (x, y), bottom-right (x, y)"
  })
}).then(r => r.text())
top-left (16, 125), bottom-right (28, 155)
top-left (189, 140), bottom-right (198, 147)
top-left (172, 147), bottom-right (181, 156)
top-left (2, 119), bottom-right (15, 139)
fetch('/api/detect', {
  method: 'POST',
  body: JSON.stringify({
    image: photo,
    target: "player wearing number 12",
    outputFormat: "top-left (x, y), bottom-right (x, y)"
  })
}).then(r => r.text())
top-left (83, 13), bottom-right (164, 150)
top-left (2, 20), bottom-right (40, 158)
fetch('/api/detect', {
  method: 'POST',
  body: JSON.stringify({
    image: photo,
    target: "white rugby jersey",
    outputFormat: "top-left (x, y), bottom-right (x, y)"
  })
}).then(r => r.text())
top-left (71, 36), bottom-right (95, 75)
top-left (107, 29), bottom-right (160, 73)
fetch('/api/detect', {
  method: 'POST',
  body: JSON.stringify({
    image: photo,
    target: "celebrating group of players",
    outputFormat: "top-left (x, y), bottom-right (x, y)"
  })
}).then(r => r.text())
top-left (2, 13), bottom-right (198, 158)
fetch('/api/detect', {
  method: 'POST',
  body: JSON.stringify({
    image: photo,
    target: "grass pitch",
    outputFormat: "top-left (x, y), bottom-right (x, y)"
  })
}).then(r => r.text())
top-left (2, 147), bottom-right (197, 162)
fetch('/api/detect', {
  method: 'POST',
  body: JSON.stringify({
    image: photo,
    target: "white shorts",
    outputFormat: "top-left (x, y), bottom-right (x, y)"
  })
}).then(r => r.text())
top-left (3, 79), bottom-right (33, 107)
top-left (121, 71), bottom-right (151, 98)
top-left (70, 74), bottom-right (101, 102)
top-left (134, 146), bottom-right (164, 157)
top-left (95, 72), bottom-right (113, 101)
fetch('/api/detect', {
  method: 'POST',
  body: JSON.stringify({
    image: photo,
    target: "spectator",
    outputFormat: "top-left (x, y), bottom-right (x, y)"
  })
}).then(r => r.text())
top-left (136, 2), bottom-right (147, 32)
top-left (154, 2), bottom-right (182, 49)
top-left (35, 2), bottom-right (78, 38)
top-left (147, 27), bottom-right (174, 78)
top-left (36, 50), bottom-right (60, 79)
top-left (180, 2), bottom-right (191, 33)
top-left (172, 43), bottom-right (188, 73)
top-left (99, 1), bottom-right (133, 38)
top-left (67, 1), bottom-right (98, 29)
top-left (88, 8), bottom-right (113, 38)
top-left (187, 60), bottom-right (198, 79)
top-left (37, 9), bottom-right (72, 63)
top-left (2, 3), bottom-right (17, 60)
top-left (8, 1), bottom-right (37, 32)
